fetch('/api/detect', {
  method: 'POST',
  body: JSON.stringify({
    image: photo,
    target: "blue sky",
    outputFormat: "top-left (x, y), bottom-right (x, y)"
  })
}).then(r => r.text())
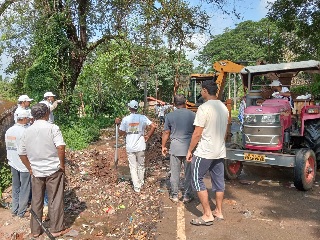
top-left (187, 0), bottom-right (276, 65)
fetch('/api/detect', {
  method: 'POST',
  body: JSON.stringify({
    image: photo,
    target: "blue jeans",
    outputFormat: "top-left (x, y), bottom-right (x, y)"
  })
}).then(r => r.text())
top-left (11, 167), bottom-right (31, 217)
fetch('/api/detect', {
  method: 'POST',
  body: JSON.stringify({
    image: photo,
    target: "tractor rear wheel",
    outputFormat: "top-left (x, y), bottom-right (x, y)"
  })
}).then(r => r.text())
top-left (224, 143), bottom-right (243, 180)
top-left (304, 119), bottom-right (320, 168)
top-left (294, 149), bottom-right (316, 191)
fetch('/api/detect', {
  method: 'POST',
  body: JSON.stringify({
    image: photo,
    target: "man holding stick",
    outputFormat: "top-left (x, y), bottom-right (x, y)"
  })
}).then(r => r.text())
top-left (19, 103), bottom-right (69, 238)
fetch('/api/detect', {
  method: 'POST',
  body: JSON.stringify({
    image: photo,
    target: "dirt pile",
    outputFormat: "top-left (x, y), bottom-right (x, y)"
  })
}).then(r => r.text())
top-left (0, 122), bottom-right (169, 240)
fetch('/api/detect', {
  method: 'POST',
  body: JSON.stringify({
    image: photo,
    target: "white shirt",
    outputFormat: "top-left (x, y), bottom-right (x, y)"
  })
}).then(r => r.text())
top-left (119, 113), bottom-right (152, 152)
top-left (5, 123), bottom-right (29, 172)
top-left (18, 120), bottom-right (65, 177)
top-left (194, 100), bottom-right (229, 159)
top-left (273, 86), bottom-right (293, 107)
top-left (39, 100), bottom-right (58, 123)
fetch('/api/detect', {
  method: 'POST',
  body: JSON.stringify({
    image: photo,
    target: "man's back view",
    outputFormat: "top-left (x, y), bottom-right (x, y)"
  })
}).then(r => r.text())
top-left (162, 94), bottom-right (195, 203)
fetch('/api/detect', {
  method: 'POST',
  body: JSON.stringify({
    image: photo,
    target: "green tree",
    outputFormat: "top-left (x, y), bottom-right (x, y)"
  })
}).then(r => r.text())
top-left (197, 18), bottom-right (283, 67)
top-left (0, 0), bottom-right (209, 109)
top-left (268, 0), bottom-right (320, 60)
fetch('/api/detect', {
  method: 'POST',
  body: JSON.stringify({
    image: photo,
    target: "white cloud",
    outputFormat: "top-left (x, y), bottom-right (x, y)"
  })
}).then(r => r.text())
top-left (259, 0), bottom-right (276, 16)
top-left (185, 32), bottom-right (210, 62)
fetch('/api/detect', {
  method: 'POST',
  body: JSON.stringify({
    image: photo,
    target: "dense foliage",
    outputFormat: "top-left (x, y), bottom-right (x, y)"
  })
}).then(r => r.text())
top-left (197, 18), bottom-right (283, 67)
top-left (268, 0), bottom-right (320, 60)
top-left (0, 163), bottom-right (11, 200)
top-left (0, 0), bottom-right (206, 150)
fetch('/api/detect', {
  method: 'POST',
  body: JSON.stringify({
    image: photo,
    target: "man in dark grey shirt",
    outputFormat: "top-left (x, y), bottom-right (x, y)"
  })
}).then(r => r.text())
top-left (162, 94), bottom-right (196, 203)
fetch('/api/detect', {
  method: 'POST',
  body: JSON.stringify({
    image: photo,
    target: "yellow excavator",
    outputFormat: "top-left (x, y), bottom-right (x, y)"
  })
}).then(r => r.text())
top-left (186, 60), bottom-right (245, 139)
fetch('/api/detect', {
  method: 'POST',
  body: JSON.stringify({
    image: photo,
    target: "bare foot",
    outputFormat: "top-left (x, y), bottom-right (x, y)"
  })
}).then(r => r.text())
top-left (201, 215), bottom-right (214, 222)
top-left (51, 228), bottom-right (71, 237)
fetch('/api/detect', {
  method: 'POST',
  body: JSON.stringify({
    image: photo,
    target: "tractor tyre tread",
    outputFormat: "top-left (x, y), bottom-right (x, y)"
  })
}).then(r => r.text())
top-left (304, 119), bottom-right (320, 168)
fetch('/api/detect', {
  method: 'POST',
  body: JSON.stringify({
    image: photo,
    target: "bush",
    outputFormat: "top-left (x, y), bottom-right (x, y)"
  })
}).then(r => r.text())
top-left (59, 115), bottom-right (113, 150)
top-left (291, 76), bottom-right (320, 100)
top-left (0, 162), bottom-right (12, 199)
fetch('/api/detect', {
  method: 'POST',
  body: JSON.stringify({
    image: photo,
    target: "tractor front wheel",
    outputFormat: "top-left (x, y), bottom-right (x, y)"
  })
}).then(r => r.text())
top-left (294, 149), bottom-right (316, 191)
top-left (304, 119), bottom-right (320, 169)
top-left (224, 143), bottom-right (243, 180)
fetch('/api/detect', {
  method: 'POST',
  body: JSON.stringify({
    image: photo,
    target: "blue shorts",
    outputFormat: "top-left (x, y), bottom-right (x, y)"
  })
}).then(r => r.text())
top-left (191, 156), bottom-right (225, 192)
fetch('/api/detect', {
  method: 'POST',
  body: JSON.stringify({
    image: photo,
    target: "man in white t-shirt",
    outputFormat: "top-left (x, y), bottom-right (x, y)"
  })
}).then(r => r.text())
top-left (156, 103), bottom-right (171, 125)
top-left (269, 80), bottom-right (293, 108)
top-left (18, 103), bottom-right (69, 238)
top-left (115, 100), bottom-right (156, 193)
top-left (5, 110), bottom-right (32, 218)
top-left (187, 80), bottom-right (229, 226)
top-left (14, 95), bottom-right (33, 123)
top-left (39, 91), bottom-right (63, 123)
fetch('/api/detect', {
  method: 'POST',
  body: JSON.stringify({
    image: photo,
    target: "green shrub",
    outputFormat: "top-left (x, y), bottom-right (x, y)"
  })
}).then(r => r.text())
top-left (59, 115), bottom-right (113, 150)
top-left (0, 162), bottom-right (12, 199)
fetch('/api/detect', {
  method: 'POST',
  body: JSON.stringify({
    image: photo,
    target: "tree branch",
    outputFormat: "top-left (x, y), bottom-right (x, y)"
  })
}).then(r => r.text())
top-left (0, 0), bottom-right (17, 16)
top-left (78, 0), bottom-right (88, 48)
top-left (87, 34), bottom-right (120, 52)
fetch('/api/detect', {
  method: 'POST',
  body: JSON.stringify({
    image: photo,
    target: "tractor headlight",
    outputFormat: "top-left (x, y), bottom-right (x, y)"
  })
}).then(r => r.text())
top-left (244, 115), bottom-right (257, 123)
top-left (261, 115), bottom-right (280, 123)
top-left (306, 108), bottom-right (319, 114)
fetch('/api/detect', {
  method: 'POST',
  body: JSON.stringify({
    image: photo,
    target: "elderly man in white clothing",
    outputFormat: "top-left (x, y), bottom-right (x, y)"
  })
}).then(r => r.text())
top-left (269, 80), bottom-right (293, 108)
top-left (5, 110), bottom-right (32, 218)
top-left (39, 91), bottom-right (63, 124)
top-left (14, 95), bottom-right (33, 123)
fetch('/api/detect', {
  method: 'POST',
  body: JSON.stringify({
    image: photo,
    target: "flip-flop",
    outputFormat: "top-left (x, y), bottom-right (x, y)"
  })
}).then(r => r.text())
top-left (213, 214), bottom-right (225, 221)
top-left (190, 217), bottom-right (214, 226)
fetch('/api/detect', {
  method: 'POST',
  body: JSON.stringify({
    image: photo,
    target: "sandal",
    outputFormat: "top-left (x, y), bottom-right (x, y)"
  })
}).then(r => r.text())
top-left (190, 217), bottom-right (214, 226)
top-left (213, 213), bottom-right (225, 221)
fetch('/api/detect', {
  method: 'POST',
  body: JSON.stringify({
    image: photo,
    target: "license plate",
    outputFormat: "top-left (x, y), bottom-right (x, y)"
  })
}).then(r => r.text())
top-left (244, 153), bottom-right (266, 162)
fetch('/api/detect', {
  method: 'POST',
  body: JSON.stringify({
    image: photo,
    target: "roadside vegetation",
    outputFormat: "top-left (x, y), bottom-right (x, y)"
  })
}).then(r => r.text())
top-left (1, 0), bottom-right (320, 197)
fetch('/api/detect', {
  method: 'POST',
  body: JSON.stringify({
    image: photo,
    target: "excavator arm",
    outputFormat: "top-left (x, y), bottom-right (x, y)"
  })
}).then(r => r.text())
top-left (186, 60), bottom-right (245, 141)
top-left (213, 60), bottom-right (245, 99)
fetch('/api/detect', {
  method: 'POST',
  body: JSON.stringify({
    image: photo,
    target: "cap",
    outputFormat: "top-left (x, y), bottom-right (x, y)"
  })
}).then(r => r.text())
top-left (18, 95), bottom-right (33, 102)
top-left (44, 92), bottom-right (56, 97)
top-left (17, 110), bottom-right (31, 119)
top-left (128, 100), bottom-right (139, 109)
top-left (269, 80), bottom-right (282, 87)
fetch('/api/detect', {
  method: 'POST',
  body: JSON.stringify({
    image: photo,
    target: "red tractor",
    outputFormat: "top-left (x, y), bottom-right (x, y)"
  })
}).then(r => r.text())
top-left (225, 60), bottom-right (320, 191)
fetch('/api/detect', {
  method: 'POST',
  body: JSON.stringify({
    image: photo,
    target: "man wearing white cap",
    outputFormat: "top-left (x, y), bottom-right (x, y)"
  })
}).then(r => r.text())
top-left (269, 80), bottom-right (293, 108)
top-left (14, 95), bottom-right (33, 123)
top-left (115, 100), bottom-right (157, 193)
top-left (39, 92), bottom-right (63, 124)
top-left (5, 110), bottom-right (32, 218)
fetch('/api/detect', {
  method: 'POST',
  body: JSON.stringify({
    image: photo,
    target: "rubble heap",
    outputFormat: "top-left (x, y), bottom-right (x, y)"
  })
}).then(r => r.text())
top-left (62, 127), bottom-right (169, 239)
